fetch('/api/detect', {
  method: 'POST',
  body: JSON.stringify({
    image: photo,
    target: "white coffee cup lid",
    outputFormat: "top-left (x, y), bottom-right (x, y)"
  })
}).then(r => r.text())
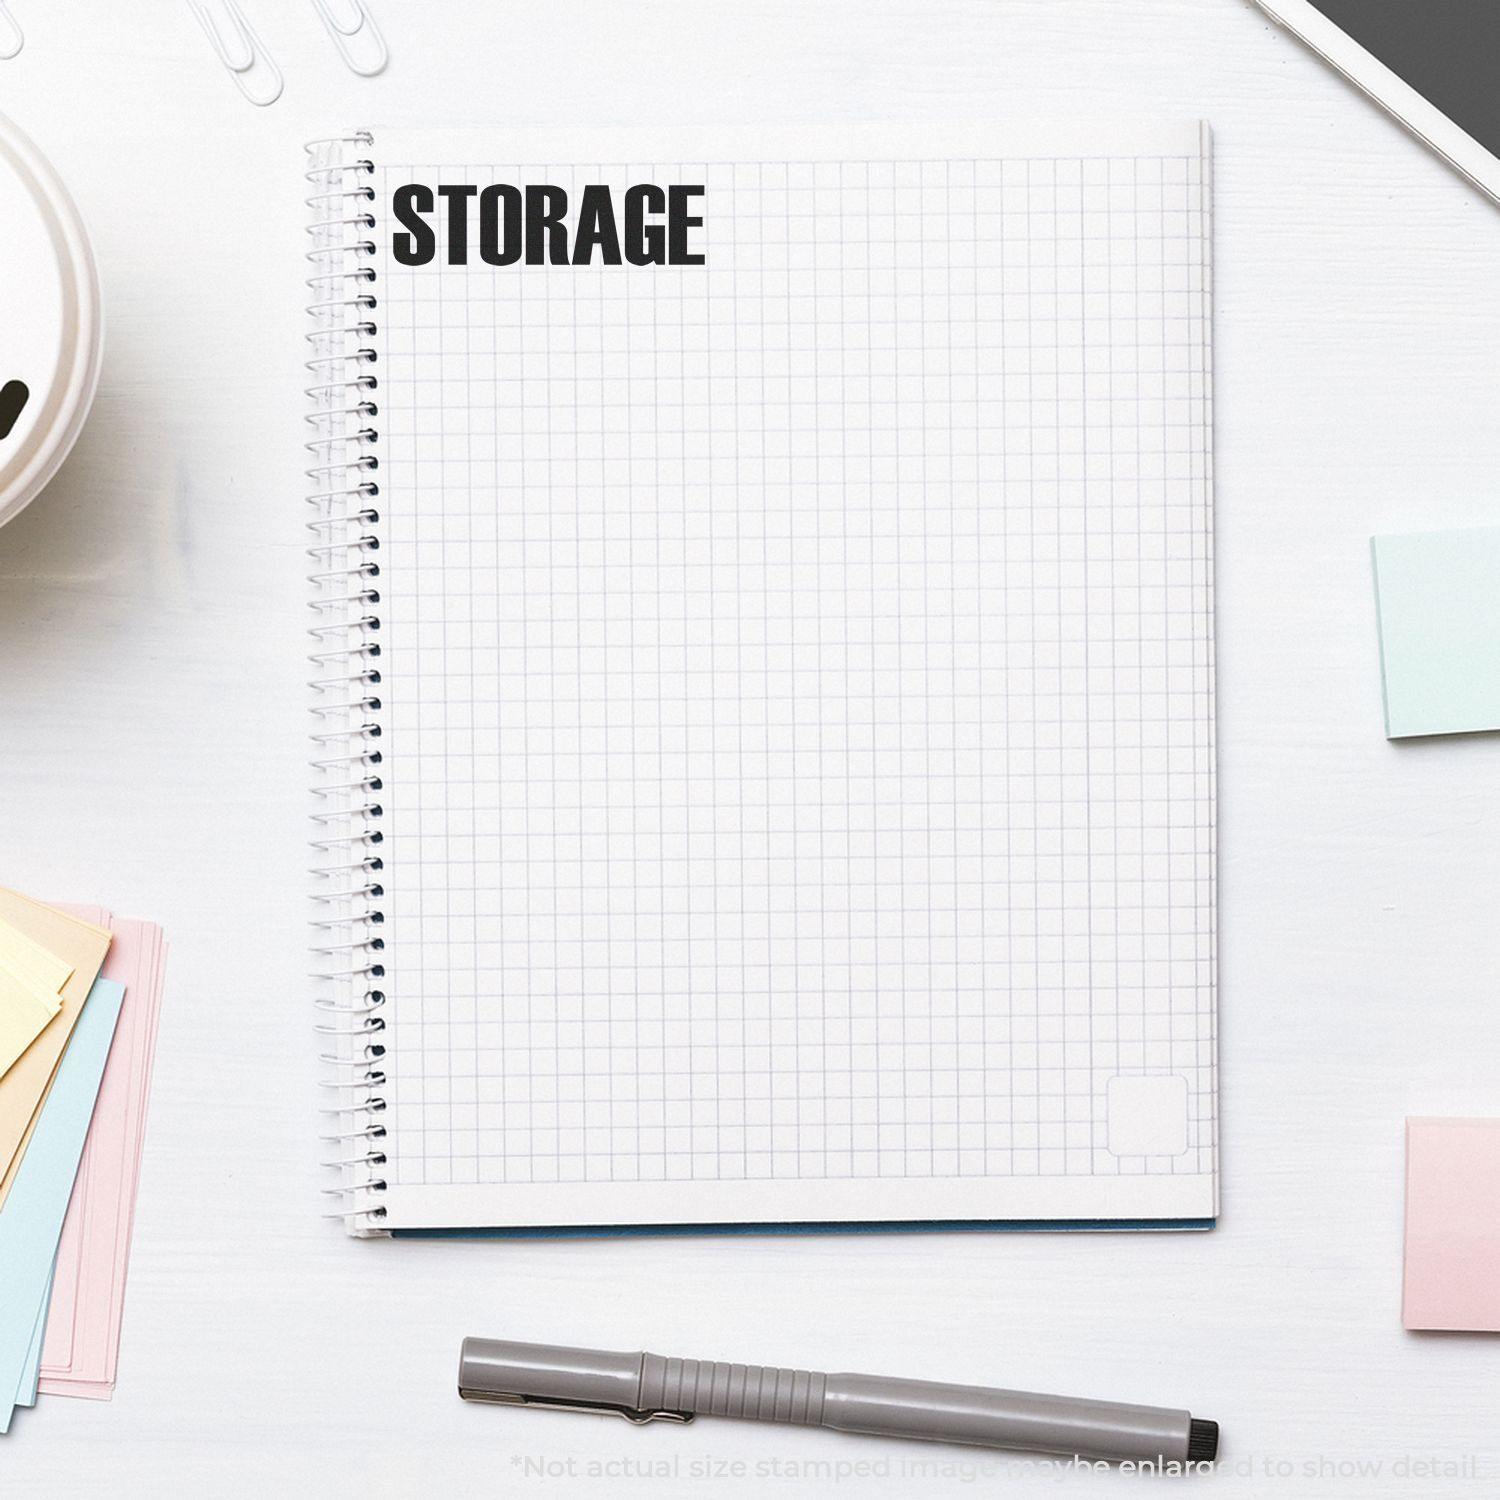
top-left (0, 111), bottom-right (102, 530)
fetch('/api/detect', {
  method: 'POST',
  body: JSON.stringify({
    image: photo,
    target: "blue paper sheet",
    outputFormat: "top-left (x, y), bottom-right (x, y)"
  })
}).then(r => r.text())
top-left (14, 1261), bottom-right (54, 1407)
top-left (14, 1283), bottom-right (48, 1408)
top-left (0, 978), bottom-right (124, 1432)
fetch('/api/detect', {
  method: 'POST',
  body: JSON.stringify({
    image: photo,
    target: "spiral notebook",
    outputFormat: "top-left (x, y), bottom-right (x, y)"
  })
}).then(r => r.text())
top-left (307, 123), bottom-right (1217, 1237)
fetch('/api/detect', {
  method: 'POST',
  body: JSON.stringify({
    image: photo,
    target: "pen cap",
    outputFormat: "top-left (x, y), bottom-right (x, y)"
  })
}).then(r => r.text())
top-left (459, 1338), bottom-right (643, 1409)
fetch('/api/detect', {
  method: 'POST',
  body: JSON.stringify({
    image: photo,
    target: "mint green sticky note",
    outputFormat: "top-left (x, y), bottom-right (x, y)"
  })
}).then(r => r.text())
top-left (1371, 527), bottom-right (1500, 739)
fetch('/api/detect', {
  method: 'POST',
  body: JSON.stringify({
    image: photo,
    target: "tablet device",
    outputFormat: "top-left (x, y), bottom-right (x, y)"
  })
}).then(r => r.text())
top-left (1255, 0), bottom-right (1500, 204)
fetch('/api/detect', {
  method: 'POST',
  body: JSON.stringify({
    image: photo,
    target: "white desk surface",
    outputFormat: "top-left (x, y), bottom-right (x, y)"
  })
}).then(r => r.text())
top-left (2, 1), bottom-right (1497, 1494)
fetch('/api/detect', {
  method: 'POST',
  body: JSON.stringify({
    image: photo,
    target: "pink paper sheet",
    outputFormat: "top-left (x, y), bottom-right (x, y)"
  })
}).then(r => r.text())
top-left (37, 913), bottom-right (167, 1398)
top-left (1403, 1117), bottom-right (1500, 1333)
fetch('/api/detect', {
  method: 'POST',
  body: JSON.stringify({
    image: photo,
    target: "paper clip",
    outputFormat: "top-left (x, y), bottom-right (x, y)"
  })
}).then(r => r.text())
top-left (188, 0), bottom-right (284, 106)
top-left (311, 0), bottom-right (388, 77)
top-left (0, 3), bottom-right (23, 60)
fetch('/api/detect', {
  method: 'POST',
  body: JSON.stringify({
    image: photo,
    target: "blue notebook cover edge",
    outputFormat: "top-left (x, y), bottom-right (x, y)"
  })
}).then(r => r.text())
top-left (393, 1216), bottom-right (1216, 1240)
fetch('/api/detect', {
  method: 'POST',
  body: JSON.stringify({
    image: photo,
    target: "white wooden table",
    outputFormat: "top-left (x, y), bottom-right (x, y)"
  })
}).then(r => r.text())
top-left (1, 2), bottom-right (1497, 1493)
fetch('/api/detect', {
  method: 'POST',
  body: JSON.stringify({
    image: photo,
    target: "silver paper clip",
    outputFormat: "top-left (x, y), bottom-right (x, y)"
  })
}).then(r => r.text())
top-left (0, 3), bottom-right (23, 60)
top-left (189, 0), bottom-right (284, 106)
top-left (311, 0), bottom-right (388, 77)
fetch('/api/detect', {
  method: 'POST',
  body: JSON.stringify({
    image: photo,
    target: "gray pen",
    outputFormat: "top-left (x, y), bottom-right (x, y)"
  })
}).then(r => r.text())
top-left (458, 1338), bottom-right (1219, 1467)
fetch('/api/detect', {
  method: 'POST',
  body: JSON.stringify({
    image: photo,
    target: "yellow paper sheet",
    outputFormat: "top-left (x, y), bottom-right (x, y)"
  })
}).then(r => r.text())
top-left (0, 966), bottom-right (62, 1080)
top-left (0, 890), bottom-right (111, 1206)
top-left (0, 913), bottom-right (76, 995)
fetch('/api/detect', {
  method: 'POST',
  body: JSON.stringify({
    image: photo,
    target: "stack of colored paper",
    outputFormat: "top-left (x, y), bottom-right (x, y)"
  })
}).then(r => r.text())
top-left (0, 890), bottom-right (168, 1432)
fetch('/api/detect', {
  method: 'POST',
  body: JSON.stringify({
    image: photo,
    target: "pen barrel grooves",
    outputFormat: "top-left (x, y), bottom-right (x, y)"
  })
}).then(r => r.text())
top-left (640, 1356), bottom-right (826, 1425)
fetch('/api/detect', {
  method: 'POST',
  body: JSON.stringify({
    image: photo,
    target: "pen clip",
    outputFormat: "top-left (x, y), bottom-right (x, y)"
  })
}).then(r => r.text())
top-left (459, 1388), bottom-right (694, 1426)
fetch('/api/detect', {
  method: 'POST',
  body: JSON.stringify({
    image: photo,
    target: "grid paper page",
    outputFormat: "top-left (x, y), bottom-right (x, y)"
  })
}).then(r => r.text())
top-left (372, 125), bottom-right (1215, 1230)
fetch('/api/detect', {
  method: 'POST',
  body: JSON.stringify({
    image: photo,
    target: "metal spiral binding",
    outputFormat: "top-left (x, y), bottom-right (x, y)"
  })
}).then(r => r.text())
top-left (306, 131), bottom-right (389, 1234)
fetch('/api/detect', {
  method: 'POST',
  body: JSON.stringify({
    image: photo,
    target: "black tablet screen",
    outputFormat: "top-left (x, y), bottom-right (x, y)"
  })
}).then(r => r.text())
top-left (1308, 0), bottom-right (1500, 157)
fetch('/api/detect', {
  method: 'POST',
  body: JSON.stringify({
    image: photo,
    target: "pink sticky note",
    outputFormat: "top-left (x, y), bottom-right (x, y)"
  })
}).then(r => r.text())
top-left (1403, 1117), bottom-right (1500, 1332)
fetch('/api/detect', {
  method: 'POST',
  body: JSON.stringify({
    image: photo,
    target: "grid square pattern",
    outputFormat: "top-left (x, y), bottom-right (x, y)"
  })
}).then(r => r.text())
top-left (376, 152), bottom-right (1214, 1190)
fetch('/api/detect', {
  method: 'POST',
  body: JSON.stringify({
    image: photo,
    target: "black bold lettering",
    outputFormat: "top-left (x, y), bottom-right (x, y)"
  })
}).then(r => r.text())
top-left (394, 181), bottom-right (701, 269)
top-left (437, 183), bottom-right (477, 262)
top-left (624, 184), bottom-right (666, 266)
top-left (525, 185), bottom-right (570, 264)
top-left (391, 183), bottom-right (435, 266)
top-left (478, 184), bottom-right (523, 266)
top-left (667, 185), bottom-right (705, 265)
top-left (573, 185), bottom-right (623, 265)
